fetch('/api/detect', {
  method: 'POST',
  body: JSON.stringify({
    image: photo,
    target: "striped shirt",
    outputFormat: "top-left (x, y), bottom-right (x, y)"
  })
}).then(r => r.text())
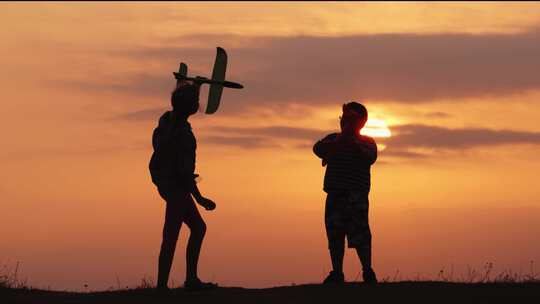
top-left (313, 133), bottom-right (377, 194)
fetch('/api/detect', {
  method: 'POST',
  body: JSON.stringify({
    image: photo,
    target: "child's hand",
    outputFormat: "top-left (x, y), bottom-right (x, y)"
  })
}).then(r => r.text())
top-left (197, 197), bottom-right (217, 211)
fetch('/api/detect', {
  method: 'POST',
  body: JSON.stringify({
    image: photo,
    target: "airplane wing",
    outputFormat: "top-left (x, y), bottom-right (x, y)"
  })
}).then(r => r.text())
top-left (206, 47), bottom-right (227, 114)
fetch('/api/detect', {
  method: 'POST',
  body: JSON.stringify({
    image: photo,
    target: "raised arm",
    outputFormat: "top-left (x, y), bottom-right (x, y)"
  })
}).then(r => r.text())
top-left (313, 133), bottom-right (339, 159)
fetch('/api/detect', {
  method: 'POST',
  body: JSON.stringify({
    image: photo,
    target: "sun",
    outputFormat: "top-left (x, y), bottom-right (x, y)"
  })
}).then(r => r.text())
top-left (360, 118), bottom-right (392, 138)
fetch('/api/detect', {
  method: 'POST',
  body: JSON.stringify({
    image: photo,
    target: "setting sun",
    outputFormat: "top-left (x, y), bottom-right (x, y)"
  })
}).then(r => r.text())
top-left (361, 118), bottom-right (392, 138)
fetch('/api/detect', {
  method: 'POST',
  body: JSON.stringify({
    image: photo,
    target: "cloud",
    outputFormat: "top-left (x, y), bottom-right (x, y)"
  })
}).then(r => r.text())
top-left (385, 124), bottom-right (540, 149)
top-left (422, 111), bottom-right (452, 119)
top-left (81, 30), bottom-right (540, 115)
top-left (212, 126), bottom-right (327, 141)
top-left (380, 149), bottom-right (430, 159)
top-left (64, 73), bottom-right (172, 99)
top-left (113, 107), bottom-right (166, 121)
top-left (202, 135), bottom-right (272, 149)
top-left (199, 126), bottom-right (326, 150)
top-left (199, 124), bottom-right (540, 154)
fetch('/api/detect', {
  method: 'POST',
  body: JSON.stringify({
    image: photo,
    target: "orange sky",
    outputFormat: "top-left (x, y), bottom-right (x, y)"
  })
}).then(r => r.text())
top-left (1, 2), bottom-right (540, 290)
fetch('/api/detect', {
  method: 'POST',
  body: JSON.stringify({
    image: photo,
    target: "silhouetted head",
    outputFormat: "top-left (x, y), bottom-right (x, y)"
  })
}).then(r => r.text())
top-left (340, 102), bottom-right (368, 135)
top-left (171, 84), bottom-right (200, 117)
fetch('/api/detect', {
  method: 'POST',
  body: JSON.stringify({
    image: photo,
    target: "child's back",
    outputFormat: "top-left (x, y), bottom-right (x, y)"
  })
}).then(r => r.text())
top-left (316, 133), bottom-right (377, 195)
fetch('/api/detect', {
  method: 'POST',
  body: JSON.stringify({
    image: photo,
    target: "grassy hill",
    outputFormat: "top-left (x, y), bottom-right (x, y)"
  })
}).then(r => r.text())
top-left (2, 282), bottom-right (540, 304)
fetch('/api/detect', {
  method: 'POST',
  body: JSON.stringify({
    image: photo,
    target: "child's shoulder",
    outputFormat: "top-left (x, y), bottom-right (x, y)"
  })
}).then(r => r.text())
top-left (322, 133), bottom-right (339, 141)
top-left (328, 132), bottom-right (340, 138)
top-left (158, 111), bottom-right (172, 125)
top-left (358, 134), bottom-right (377, 145)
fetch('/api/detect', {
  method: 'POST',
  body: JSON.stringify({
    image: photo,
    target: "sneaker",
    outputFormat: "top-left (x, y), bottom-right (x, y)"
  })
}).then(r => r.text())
top-left (362, 268), bottom-right (377, 284)
top-left (184, 278), bottom-right (218, 291)
top-left (323, 270), bottom-right (345, 285)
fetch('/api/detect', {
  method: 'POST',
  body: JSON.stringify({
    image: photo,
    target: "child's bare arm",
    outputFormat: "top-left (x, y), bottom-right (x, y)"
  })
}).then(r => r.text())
top-left (191, 183), bottom-right (216, 211)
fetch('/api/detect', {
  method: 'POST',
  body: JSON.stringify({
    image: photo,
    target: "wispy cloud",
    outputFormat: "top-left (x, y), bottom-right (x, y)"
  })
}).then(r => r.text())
top-left (212, 126), bottom-right (327, 141)
top-left (113, 107), bottom-right (166, 121)
top-left (202, 135), bottom-right (273, 149)
top-left (72, 30), bottom-right (540, 116)
top-left (422, 111), bottom-right (452, 119)
top-left (198, 124), bottom-right (540, 155)
top-left (386, 124), bottom-right (540, 149)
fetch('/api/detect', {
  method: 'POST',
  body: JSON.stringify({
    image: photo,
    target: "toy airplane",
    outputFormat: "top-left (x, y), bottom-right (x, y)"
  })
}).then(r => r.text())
top-left (173, 47), bottom-right (244, 114)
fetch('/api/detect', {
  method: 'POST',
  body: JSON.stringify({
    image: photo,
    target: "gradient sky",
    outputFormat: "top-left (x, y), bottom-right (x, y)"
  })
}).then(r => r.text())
top-left (2, 2), bottom-right (540, 291)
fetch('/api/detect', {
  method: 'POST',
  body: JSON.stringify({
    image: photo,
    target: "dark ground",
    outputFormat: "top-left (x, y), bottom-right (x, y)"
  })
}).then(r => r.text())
top-left (2, 282), bottom-right (540, 304)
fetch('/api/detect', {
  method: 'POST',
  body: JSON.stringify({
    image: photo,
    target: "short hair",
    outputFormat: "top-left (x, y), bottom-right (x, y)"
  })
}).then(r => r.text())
top-left (171, 84), bottom-right (199, 115)
top-left (343, 102), bottom-right (368, 120)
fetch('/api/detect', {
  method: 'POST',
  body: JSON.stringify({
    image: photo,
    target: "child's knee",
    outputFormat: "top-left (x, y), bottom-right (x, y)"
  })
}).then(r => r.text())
top-left (161, 235), bottom-right (178, 249)
top-left (162, 226), bottom-right (181, 245)
top-left (191, 221), bottom-right (206, 237)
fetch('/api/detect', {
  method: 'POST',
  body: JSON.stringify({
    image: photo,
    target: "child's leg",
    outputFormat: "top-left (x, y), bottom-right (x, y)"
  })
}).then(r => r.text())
top-left (355, 245), bottom-right (372, 271)
top-left (183, 196), bottom-right (207, 281)
top-left (157, 200), bottom-right (185, 289)
top-left (328, 231), bottom-right (346, 273)
top-left (353, 229), bottom-right (377, 283)
top-left (325, 193), bottom-right (347, 274)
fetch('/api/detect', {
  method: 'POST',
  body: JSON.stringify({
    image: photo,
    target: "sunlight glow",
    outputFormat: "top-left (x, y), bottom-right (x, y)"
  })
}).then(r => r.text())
top-left (360, 118), bottom-right (392, 138)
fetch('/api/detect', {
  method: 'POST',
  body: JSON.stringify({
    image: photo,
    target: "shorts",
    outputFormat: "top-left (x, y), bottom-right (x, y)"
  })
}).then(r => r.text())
top-left (325, 190), bottom-right (371, 249)
top-left (156, 181), bottom-right (205, 242)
